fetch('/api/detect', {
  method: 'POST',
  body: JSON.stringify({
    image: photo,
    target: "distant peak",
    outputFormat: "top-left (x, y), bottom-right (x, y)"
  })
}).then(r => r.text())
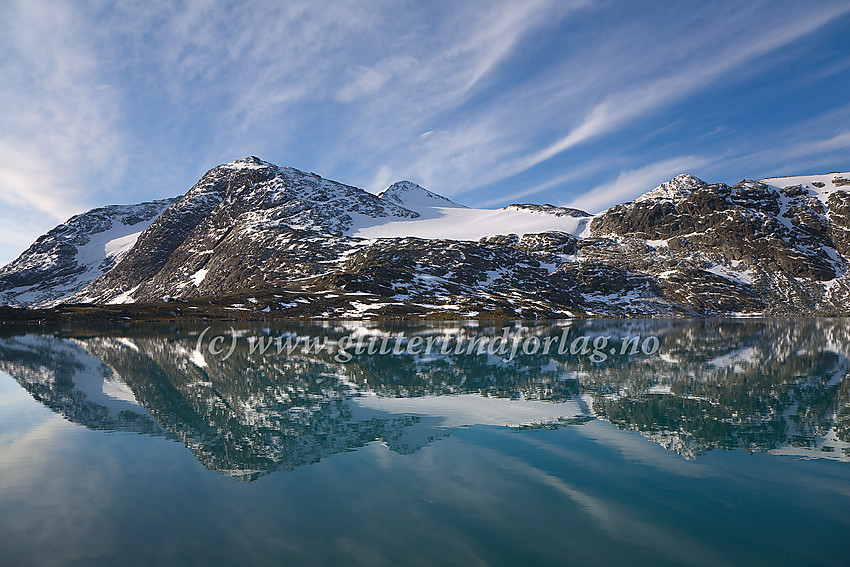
top-left (635, 173), bottom-right (707, 202)
top-left (222, 156), bottom-right (275, 170)
top-left (377, 180), bottom-right (466, 211)
top-left (668, 173), bottom-right (706, 186)
top-left (385, 180), bottom-right (426, 192)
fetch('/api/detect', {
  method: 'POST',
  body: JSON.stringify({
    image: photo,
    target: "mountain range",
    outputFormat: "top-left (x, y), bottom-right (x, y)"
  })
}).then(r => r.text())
top-left (2, 156), bottom-right (850, 318)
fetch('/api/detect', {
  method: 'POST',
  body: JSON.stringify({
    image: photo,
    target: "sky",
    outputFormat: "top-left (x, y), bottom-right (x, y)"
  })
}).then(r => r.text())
top-left (1, 0), bottom-right (849, 265)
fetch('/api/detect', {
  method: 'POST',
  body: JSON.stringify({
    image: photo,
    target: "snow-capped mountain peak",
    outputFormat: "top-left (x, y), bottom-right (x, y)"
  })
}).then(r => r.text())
top-left (221, 155), bottom-right (276, 170)
top-left (635, 173), bottom-right (707, 202)
top-left (377, 180), bottom-right (466, 212)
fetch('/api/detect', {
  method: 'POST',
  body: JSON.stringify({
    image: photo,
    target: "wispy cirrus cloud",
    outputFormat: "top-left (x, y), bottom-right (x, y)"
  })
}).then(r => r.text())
top-left (82, 0), bottom-right (584, 186)
top-left (0, 0), bottom-right (127, 262)
top-left (312, 0), bottom-right (590, 187)
top-left (339, 1), bottom-right (850, 200)
top-left (478, 159), bottom-right (611, 207)
top-left (0, 1), bottom-right (123, 218)
top-left (557, 117), bottom-right (850, 215)
top-left (0, 0), bottom-right (848, 265)
top-left (500, 2), bottom-right (850, 178)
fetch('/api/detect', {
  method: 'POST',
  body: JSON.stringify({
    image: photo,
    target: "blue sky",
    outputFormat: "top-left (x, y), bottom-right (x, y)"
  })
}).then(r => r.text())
top-left (1, 0), bottom-right (849, 265)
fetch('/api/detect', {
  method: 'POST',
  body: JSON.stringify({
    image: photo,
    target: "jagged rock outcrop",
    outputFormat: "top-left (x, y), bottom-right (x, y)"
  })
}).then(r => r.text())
top-left (589, 174), bottom-right (850, 315)
top-left (504, 203), bottom-right (591, 217)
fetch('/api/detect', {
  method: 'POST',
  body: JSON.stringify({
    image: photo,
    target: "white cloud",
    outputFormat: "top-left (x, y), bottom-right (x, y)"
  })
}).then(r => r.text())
top-left (337, 57), bottom-right (419, 103)
top-left (699, 102), bottom-right (850, 178)
top-left (750, 130), bottom-right (850, 169)
top-left (0, 1), bottom-right (123, 223)
top-left (506, 3), bottom-right (850, 176)
top-left (335, 2), bottom-right (850, 200)
top-left (0, 146), bottom-right (79, 220)
top-left (1, 0), bottom-right (848, 265)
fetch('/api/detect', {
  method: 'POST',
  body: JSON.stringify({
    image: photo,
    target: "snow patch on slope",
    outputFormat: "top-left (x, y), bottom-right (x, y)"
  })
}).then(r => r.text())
top-left (0, 200), bottom-right (175, 307)
top-left (760, 172), bottom-right (850, 205)
top-left (191, 269), bottom-right (209, 287)
top-left (349, 205), bottom-right (592, 241)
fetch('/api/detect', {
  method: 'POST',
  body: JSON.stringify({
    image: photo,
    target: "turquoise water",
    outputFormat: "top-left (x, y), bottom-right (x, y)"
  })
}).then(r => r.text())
top-left (0, 320), bottom-right (848, 566)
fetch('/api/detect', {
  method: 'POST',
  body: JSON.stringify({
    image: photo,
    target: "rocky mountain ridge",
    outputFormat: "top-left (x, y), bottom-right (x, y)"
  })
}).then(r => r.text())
top-left (1, 157), bottom-right (849, 317)
top-left (0, 198), bottom-right (177, 308)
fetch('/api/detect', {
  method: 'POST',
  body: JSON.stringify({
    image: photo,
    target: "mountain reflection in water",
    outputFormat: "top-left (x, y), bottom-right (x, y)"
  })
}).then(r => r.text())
top-left (0, 319), bottom-right (847, 480)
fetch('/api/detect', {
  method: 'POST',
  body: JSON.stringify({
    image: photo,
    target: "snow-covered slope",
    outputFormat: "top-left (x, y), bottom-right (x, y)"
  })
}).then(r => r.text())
top-left (0, 198), bottom-right (177, 307)
top-left (349, 203), bottom-right (592, 241)
top-left (354, 180), bottom-right (592, 241)
top-left (760, 172), bottom-right (850, 204)
top-left (350, 392), bottom-right (585, 428)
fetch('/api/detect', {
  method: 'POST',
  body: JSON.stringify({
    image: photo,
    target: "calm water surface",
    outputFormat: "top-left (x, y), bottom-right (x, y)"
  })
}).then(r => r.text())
top-left (0, 319), bottom-right (848, 566)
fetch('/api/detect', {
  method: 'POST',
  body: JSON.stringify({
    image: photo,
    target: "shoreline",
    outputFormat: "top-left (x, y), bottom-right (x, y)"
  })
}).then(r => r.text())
top-left (1, 303), bottom-right (843, 323)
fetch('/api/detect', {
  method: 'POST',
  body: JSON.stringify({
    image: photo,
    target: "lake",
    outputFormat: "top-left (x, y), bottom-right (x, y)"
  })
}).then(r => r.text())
top-left (0, 319), bottom-right (848, 566)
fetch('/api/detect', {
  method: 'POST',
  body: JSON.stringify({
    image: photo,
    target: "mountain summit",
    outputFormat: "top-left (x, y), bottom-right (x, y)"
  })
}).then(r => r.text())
top-left (635, 173), bottom-right (707, 202)
top-left (377, 180), bottom-right (465, 212)
top-left (2, 159), bottom-right (850, 318)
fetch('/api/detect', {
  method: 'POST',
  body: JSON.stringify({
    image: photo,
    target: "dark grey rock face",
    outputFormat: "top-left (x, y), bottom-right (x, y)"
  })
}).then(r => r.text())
top-left (71, 157), bottom-right (281, 302)
top-left (588, 175), bottom-right (850, 315)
